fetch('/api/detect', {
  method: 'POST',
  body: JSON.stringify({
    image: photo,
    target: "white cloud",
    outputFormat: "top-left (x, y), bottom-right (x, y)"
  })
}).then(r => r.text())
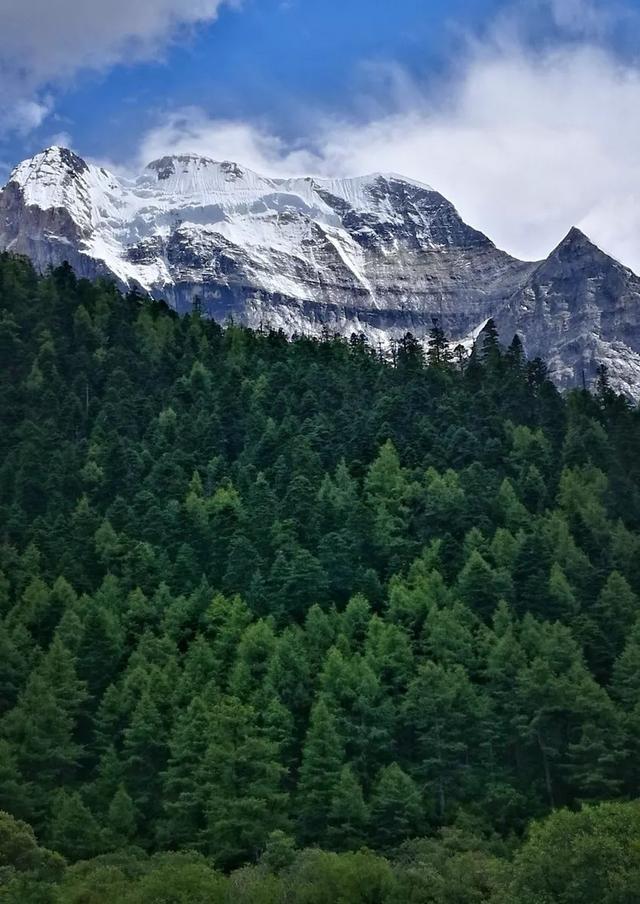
top-left (45, 131), bottom-right (74, 150)
top-left (550, 0), bottom-right (606, 33)
top-left (547, 0), bottom-right (632, 37)
top-left (137, 26), bottom-right (640, 272)
top-left (137, 109), bottom-right (319, 176)
top-left (483, 0), bottom-right (635, 47)
top-left (0, 98), bottom-right (53, 136)
top-left (315, 46), bottom-right (640, 271)
top-left (0, 0), bottom-right (234, 137)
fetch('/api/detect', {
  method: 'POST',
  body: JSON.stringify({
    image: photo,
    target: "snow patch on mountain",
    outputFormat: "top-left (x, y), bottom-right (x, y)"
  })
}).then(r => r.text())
top-left (4, 146), bottom-right (640, 398)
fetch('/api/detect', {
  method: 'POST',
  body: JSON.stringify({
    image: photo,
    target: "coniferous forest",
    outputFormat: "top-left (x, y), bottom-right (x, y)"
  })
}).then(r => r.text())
top-left (1, 252), bottom-right (640, 901)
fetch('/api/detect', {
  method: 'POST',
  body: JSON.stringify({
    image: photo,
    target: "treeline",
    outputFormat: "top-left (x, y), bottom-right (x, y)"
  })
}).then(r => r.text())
top-left (1, 254), bottom-right (640, 899)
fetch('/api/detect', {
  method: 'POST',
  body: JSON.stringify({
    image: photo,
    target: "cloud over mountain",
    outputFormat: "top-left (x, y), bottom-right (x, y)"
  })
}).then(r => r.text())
top-left (138, 4), bottom-right (640, 271)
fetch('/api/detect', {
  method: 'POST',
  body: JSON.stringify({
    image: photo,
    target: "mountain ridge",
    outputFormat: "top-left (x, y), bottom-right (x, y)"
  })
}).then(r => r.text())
top-left (2, 145), bottom-right (640, 397)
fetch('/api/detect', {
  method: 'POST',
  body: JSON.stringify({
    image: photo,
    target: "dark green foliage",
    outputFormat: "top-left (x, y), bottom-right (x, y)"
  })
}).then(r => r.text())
top-left (47, 790), bottom-right (103, 862)
top-left (327, 765), bottom-right (369, 851)
top-left (503, 801), bottom-right (640, 903)
top-left (1, 255), bottom-right (640, 884)
top-left (202, 696), bottom-right (288, 869)
top-left (297, 699), bottom-right (344, 844)
top-left (0, 808), bottom-right (64, 897)
top-left (370, 763), bottom-right (424, 848)
top-left (4, 800), bottom-right (639, 903)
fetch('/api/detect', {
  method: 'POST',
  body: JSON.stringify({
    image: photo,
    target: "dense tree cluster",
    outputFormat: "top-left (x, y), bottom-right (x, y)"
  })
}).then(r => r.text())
top-left (1, 254), bottom-right (640, 900)
top-left (3, 802), bottom-right (640, 903)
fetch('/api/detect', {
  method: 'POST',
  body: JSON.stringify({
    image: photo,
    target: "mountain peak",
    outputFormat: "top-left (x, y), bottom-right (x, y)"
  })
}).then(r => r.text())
top-left (10, 146), bottom-right (89, 185)
top-left (369, 171), bottom-right (435, 191)
top-left (559, 225), bottom-right (593, 247)
top-left (142, 154), bottom-right (272, 194)
top-left (3, 144), bottom-right (640, 397)
top-left (547, 226), bottom-right (606, 263)
top-left (146, 153), bottom-right (218, 180)
top-left (550, 226), bottom-right (632, 273)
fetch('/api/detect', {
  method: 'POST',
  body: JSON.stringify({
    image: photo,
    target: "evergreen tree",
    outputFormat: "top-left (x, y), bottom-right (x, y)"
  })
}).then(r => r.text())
top-left (364, 441), bottom-right (413, 571)
top-left (158, 695), bottom-right (211, 850)
top-left (47, 790), bottom-right (103, 862)
top-left (479, 319), bottom-right (501, 369)
top-left (106, 784), bottom-right (138, 847)
top-left (548, 563), bottom-right (579, 622)
top-left (0, 740), bottom-right (32, 822)
top-left (2, 673), bottom-right (82, 807)
top-left (427, 319), bottom-right (452, 368)
top-left (456, 550), bottom-right (505, 621)
top-left (297, 699), bottom-right (344, 844)
top-left (327, 765), bottom-right (369, 851)
top-left (203, 696), bottom-right (288, 869)
top-left (122, 690), bottom-right (168, 829)
top-left (611, 619), bottom-right (640, 709)
top-left (404, 661), bottom-right (489, 818)
top-left (370, 763), bottom-right (423, 847)
top-left (591, 571), bottom-right (639, 676)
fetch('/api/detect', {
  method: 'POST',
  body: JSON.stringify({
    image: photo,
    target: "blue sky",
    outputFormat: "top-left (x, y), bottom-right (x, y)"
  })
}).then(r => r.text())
top-left (1, 0), bottom-right (505, 167)
top-left (1, 0), bottom-right (640, 270)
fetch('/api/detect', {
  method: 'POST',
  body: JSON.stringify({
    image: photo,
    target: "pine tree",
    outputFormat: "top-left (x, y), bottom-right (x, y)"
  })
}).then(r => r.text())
top-left (297, 699), bottom-right (344, 844)
top-left (0, 739), bottom-right (32, 822)
top-left (107, 784), bottom-right (138, 847)
top-left (229, 619), bottom-right (277, 701)
top-left (506, 334), bottom-right (525, 371)
top-left (611, 619), bottom-right (640, 709)
top-left (456, 550), bottom-right (505, 621)
top-left (317, 459), bottom-right (361, 536)
top-left (480, 319), bottom-right (501, 368)
top-left (268, 543), bottom-right (329, 619)
top-left (327, 765), bottom-right (369, 851)
top-left (0, 620), bottom-right (26, 715)
top-left (548, 563), bottom-right (579, 621)
top-left (320, 647), bottom-right (394, 784)
top-left (496, 479), bottom-right (529, 531)
top-left (76, 603), bottom-right (124, 699)
top-left (370, 763), bottom-right (423, 847)
top-left (403, 661), bottom-right (489, 818)
top-left (90, 745), bottom-right (124, 813)
top-left (591, 572), bottom-right (639, 676)
top-left (203, 696), bottom-right (288, 869)
top-left (223, 534), bottom-right (262, 596)
top-left (122, 690), bottom-right (168, 828)
top-left (174, 634), bottom-right (218, 704)
top-left (364, 617), bottom-right (414, 695)
top-left (37, 637), bottom-right (88, 719)
top-left (565, 714), bottom-right (625, 799)
top-left (2, 673), bottom-right (82, 805)
top-left (427, 320), bottom-right (452, 368)
top-left (202, 594), bottom-right (252, 684)
top-left (364, 441), bottom-right (413, 571)
top-left (47, 790), bottom-right (104, 862)
top-left (512, 529), bottom-right (552, 617)
top-left (158, 695), bottom-right (211, 850)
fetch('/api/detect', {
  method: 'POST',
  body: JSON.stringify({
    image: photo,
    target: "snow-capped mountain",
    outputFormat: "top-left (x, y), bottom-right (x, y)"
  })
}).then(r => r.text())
top-left (3, 145), bottom-right (640, 397)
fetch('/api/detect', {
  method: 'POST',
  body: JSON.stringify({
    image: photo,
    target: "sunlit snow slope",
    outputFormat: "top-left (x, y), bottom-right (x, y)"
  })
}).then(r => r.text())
top-left (3, 146), bottom-right (640, 397)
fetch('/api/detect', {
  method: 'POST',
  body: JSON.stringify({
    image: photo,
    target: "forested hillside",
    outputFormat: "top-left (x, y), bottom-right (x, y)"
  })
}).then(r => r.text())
top-left (1, 253), bottom-right (640, 902)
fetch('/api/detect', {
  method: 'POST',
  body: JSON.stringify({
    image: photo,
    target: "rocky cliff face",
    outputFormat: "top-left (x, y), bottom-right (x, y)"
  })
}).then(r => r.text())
top-left (502, 228), bottom-right (640, 395)
top-left (2, 146), bottom-right (640, 397)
